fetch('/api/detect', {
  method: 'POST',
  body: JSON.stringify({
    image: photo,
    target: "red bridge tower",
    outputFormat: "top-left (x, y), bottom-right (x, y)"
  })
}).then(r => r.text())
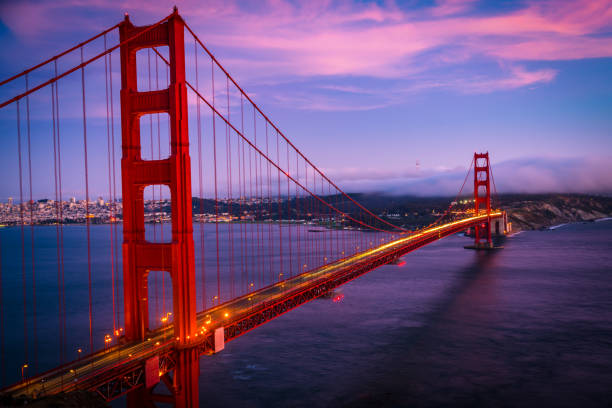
top-left (473, 152), bottom-right (492, 248)
top-left (120, 9), bottom-right (199, 408)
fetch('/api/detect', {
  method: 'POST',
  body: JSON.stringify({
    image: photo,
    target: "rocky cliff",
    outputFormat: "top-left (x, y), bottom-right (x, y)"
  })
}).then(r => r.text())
top-left (501, 194), bottom-right (612, 231)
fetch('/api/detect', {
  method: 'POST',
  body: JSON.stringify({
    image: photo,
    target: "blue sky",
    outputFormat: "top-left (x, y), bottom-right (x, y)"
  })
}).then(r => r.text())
top-left (0, 0), bottom-right (611, 199)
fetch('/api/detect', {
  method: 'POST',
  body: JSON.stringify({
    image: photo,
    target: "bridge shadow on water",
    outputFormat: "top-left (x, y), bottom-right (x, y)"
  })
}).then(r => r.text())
top-left (333, 249), bottom-right (517, 408)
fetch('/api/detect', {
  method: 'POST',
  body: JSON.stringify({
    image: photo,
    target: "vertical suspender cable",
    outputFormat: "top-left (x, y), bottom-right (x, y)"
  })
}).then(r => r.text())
top-left (25, 74), bottom-right (38, 372)
top-left (51, 82), bottom-right (63, 370)
top-left (211, 61), bottom-right (221, 302)
top-left (195, 39), bottom-right (206, 311)
top-left (248, 116), bottom-right (254, 292)
top-left (54, 60), bottom-right (66, 363)
top-left (226, 77), bottom-right (235, 298)
top-left (80, 47), bottom-right (94, 356)
top-left (253, 108), bottom-right (261, 288)
top-left (265, 123), bottom-right (272, 283)
top-left (293, 153), bottom-right (298, 281)
top-left (108, 44), bottom-right (120, 332)
top-left (286, 142), bottom-right (292, 277)
top-left (104, 34), bottom-right (117, 334)
top-left (254, 108), bottom-right (262, 288)
top-left (276, 131), bottom-right (283, 284)
top-left (16, 101), bottom-right (28, 369)
top-left (239, 95), bottom-right (246, 294)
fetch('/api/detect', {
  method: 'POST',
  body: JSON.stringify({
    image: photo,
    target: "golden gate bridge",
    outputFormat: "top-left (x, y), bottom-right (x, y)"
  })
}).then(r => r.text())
top-left (0, 8), bottom-right (506, 407)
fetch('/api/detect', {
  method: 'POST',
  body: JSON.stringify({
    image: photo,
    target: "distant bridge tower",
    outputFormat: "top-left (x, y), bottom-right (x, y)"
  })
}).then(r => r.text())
top-left (473, 152), bottom-right (492, 248)
top-left (120, 9), bottom-right (198, 408)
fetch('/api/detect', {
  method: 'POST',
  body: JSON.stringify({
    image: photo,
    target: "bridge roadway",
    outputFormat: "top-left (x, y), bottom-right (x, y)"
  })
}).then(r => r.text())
top-left (3, 211), bottom-right (503, 401)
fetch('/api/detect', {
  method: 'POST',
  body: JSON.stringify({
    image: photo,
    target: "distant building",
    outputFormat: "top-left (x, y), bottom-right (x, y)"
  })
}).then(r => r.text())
top-left (70, 197), bottom-right (76, 204)
top-left (97, 196), bottom-right (105, 206)
top-left (8, 197), bottom-right (13, 205)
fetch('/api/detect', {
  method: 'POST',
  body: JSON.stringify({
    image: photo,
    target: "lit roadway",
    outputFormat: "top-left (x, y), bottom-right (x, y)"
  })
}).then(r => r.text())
top-left (3, 212), bottom-right (503, 399)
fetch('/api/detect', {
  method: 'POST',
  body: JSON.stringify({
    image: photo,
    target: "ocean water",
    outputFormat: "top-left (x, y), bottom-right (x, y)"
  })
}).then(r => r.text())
top-left (196, 220), bottom-right (612, 407)
top-left (1, 221), bottom-right (612, 407)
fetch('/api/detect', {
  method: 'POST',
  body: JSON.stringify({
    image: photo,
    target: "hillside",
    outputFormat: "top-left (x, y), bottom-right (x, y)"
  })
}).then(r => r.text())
top-left (347, 193), bottom-right (612, 232)
top-left (499, 194), bottom-right (612, 231)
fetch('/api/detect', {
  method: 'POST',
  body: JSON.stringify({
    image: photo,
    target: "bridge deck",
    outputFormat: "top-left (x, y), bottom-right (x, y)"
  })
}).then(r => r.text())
top-left (2, 212), bottom-right (503, 400)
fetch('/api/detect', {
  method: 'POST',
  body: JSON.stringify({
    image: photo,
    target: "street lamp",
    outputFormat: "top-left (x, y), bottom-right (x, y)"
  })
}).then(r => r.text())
top-left (21, 364), bottom-right (28, 382)
top-left (104, 334), bottom-right (112, 350)
top-left (77, 348), bottom-right (82, 361)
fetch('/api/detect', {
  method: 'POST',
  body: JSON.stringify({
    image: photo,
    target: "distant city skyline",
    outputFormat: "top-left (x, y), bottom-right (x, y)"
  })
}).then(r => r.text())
top-left (0, 0), bottom-right (611, 199)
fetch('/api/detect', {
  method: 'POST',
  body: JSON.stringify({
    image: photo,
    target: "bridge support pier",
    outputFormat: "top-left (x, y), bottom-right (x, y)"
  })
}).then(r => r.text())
top-left (173, 349), bottom-right (200, 408)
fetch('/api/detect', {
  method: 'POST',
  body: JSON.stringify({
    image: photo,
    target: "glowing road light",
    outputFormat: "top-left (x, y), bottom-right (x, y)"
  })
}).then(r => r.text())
top-left (21, 364), bottom-right (28, 382)
top-left (224, 312), bottom-right (229, 318)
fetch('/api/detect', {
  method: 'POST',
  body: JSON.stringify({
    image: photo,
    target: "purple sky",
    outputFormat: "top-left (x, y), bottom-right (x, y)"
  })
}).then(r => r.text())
top-left (0, 0), bottom-right (611, 198)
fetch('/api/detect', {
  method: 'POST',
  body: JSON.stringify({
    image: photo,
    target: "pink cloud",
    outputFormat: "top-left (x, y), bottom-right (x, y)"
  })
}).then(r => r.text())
top-left (2, 0), bottom-right (612, 110)
top-left (451, 65), bottom-right (558, 93)
top-left (429, 0), bottom-right (478, 17)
